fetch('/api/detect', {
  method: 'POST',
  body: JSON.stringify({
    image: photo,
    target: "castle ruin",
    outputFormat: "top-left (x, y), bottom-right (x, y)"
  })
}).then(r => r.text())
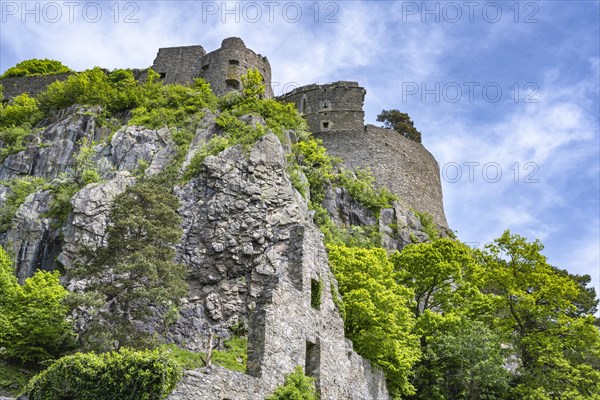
top-left (0, 37), bottom-right (450, 398)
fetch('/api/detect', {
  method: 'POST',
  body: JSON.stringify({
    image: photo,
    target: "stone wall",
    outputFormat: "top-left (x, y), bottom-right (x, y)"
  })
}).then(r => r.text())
top-left (316, 125), bottom-right (448, 227)
top-left (198, 37), bottom-right (273, 98)
top-left (151, 45), bottom-right (206, 85)
top-left (278, 81), bottom-right (366, 133)
top-left (0, 73), bottom-right (72, 99)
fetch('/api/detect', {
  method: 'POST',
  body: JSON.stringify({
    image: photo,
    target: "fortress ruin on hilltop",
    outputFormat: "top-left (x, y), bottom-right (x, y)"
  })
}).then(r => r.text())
top-left (0, 37), bottom-right (447, 227)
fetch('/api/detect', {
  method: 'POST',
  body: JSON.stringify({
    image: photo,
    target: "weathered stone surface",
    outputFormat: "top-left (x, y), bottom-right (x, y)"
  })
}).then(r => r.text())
top-left (96, 125), bottom-right (177, 178)
top-left (277, 81), bottom-right (366, 134)
top-left (4, 190), bottom-right (61, 282)
top-left (0, 72), bottom-right (73, 99)
top-left (378, 204), bottom-right (430, 252)
top-left (175, 132), bottom-right (309, 329)
top-left (180, 110), bottom-right (219, 173)
top-left (316, 125), bottom-right (448, 227)
top-left (197, 37), bottom-right (273, 98)
top-left (0, 106), bottom-right (104, 182)
top-left (323, 184), bottom-right (377, 226)
top-left (0, 39), bottom-right (457, 400)
top-left (59, 173), bottom-right (136, 269)
top-left (169, 132), bottom-right (388, 399)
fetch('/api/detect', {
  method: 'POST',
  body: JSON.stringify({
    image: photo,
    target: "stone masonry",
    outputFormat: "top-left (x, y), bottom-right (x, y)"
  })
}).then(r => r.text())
top-left (151, 45), bottom-right (206, 85)
top-left (197, 37), bottom-right (273, 98)
top-left (277, 81), bottom-right (366, 133)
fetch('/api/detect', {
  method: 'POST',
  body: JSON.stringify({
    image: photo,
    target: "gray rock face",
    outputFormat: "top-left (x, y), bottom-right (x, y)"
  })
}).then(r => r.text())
top-left (180, 110), bottom-right (219, 173)
top-left (5, 190), bottom-right (61, 282)
top-left (96, 125), bottom-right (177, 178)
top-left (169, 133), bottom-right (388, 399)
top-left (59, 173), bottom-right (136, 269)
top-left (0, 105), bottom-right (450, 399)
top-left (323, 184), bottom-right (377, 226)
top-left (321, 183), bottom-right (430, 252)
top-left (378, 204), bottom-right (430, 252)
top-left (0, 106), bottom-right (106, 182)
top-left (173, 132), bottom-right (310, 339)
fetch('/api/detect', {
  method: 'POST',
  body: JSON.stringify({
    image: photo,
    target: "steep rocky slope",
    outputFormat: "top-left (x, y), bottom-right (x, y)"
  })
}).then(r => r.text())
top-left (0, 106), bottom-right (434, 399)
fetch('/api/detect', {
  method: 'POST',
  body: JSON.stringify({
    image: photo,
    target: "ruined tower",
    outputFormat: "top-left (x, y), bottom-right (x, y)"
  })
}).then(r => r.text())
top-left (278, 81), bottom-right (366, 133)
top-left (151, 45), bottom-right (206, 85)
top-left (198, 37), bottom-right (273, 98)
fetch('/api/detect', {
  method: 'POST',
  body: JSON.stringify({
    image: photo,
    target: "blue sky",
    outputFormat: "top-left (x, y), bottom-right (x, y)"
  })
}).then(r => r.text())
top-left (1, 1), bottom-right (599, 295)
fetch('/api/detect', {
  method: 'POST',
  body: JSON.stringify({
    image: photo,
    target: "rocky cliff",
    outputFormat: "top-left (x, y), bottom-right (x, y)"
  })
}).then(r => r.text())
top-left (0, 105), bottom-right (435, 399)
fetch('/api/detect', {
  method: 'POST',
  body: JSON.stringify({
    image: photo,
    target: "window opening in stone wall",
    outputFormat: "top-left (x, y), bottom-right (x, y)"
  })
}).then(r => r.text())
top-left (159, 72), bottom-right (166, 79)
top-left (226, 79), bottom-right (241, 91)
top-left (301, 98), bottom-right (307, 115)
top-left (305, 340), bottom-right (321, 386)
top-left (321, 121), bottom-right (330, 130)
top-left (229, 60), bottom-right (240, 65)
top-left (311, 278), bottom-right (323, 309)
top-left (202, 65), bottom-right (209, 71)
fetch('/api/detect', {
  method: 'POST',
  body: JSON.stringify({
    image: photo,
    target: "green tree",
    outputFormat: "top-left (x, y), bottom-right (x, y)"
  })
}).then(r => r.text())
top-left (392, 238), bottom-right (483, 320)
top-left (376, 110), bottom-right (422, 143)
top-left (26, 348), bottom-right (182, 400)
top-left (480, 230), bottom-right (600, 398)
top-left (410, 318), bottom-right (509, 400)
top-left (0, 93), bottom-right (43, 128)
top-left (73, 174), bottom-right (188, 351)
top-left (265, 366), bottom-right (319, 400)
top-left (1, 59), bottom-right (71, 78)
top-left (241, 67), bottom-right (266, 99)
top-left (0, 246), bottom-right (76, 365)
top-left (327, 244), bottom-right (420, 397)
top-left (392, 238), bottom-right (505, 399)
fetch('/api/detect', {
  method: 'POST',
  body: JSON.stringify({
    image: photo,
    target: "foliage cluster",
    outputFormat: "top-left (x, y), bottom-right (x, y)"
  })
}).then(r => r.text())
top-left (412, 209), bottom-right (439, 241)
top-left (161, 335), bottom-right (247, 372)
top-left (0, 93), bottom-right (44, 161)
top-left (265, 366), bottom-right (320, 400)
top-left (0, 361), bottom-right (35, 396)
top-left (211, 336), bottom-right (248, 373)
top-left (128, 71), bottom-right (218, 129)
top-left (1, 59), bottom-right (71, 78)
top-left (0, 177), bottom-right (46, 232)
top-left (0, 246), bottom-right (76, 366)
top-left (72, 172), bottom-right (188, 352)
top-left (327, 244), bottom-right (420, 397)
top-left (310, 279), bottom-right (323, 309)
top-left (327, 232), bottom-right (600, 399)
top-left (25, 348), bottom-right (182, 400)
top-left (377, 109), bottom-right (422, 143)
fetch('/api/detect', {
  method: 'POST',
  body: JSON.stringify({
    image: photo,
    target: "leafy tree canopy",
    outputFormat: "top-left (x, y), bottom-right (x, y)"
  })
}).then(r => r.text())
top-left (327, 244), bottom-right (420, 397)
top-left (0, 246), bottom-right (76, 366)
top-left (26, 348), bottom-right (181, 400)
top-left (480, 230), bottom-right (600, 399)
top-left (72, 174), bottom-right (188, 351)
top-left (1, 59), bottom-right (71, 78)
top-left (377, 109), bottom-right (422, 143)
